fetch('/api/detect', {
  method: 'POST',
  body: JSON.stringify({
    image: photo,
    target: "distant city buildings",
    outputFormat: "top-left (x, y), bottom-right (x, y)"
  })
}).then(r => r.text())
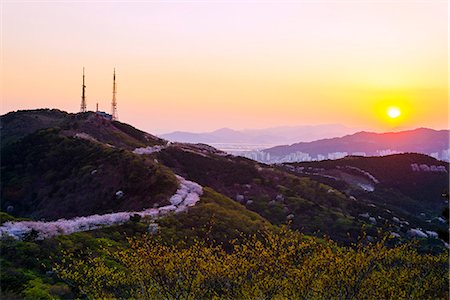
top-left (430, 152), bottom-right (439, 160)
top-left (351, 152), bottom-right (367, 156)
top-left (376, 149), bottom-right (400, 156)
top-left (441, 149), bottom-right (450, 161)
top-left (411, 163), bottom-right (447, 173)
top-left (327, 152), bottom-right (348, 160)
top-left (232, 148), bottom-right (450, 163)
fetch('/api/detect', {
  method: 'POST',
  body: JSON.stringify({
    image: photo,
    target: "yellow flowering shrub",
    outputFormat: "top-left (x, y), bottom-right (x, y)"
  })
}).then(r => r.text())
top-left (55, 228), bottom-right (449, 299)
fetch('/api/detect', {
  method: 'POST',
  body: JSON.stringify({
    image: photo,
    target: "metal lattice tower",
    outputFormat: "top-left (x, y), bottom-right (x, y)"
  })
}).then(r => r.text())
top-left (80, 67), bottom-right (87, 112)
top-left (111, 68), bottom-right (118, 120)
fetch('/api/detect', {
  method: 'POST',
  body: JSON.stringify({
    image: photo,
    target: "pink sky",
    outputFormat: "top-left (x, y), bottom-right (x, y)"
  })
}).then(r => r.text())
top-left (1, 1), bottom-right (448, 134)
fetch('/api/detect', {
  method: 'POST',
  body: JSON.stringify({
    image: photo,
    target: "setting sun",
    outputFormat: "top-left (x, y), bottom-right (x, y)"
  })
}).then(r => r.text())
top-left (387, 107), bottom-right (401, 119)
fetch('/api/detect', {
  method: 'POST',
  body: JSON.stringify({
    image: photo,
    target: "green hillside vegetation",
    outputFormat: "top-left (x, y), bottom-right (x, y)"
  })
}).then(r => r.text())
top-left (0, 109), bottom-right (69, 146)
top-left (285, 154), bottom-right (449, 242)
top-left (158, 146), bottom-right (388, 242)
top-left (0, 189), bottom-right (273, 299)
top-left (2, 193), bottom-right (448, 300)
top-left (59, 115), bottom-right (165, 149)
top-left (0, 212), bottom-right (29, 225)
top-left (111, 120), bottom-right (165, 147)
top-left (158, 188), bottom-right (274, 249)
top-left (290, 153), bottom-right (448, 205)
top-left (1, 128), bottom-right (178, 220)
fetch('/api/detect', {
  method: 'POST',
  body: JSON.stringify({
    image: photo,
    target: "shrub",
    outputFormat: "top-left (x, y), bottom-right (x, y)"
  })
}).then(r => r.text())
top-left (54, 228), bottom-right (449, 299)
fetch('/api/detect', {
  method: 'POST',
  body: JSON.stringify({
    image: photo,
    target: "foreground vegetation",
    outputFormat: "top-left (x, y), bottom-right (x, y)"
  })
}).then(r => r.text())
top-left (2, 190), bottom-right (448, 299)
top-left (55, 228), bottom-right (448, 299)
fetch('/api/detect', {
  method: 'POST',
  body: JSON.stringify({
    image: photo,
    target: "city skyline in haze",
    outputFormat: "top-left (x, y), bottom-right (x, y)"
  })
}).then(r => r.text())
top-left (1, 1), bottom-right (448, 134)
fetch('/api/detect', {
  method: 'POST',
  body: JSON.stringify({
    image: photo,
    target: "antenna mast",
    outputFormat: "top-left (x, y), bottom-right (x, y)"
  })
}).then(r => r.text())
top-left (111, 68), bottom-right (118, 120)
top-left (80, 67), bottom-right (87, 112)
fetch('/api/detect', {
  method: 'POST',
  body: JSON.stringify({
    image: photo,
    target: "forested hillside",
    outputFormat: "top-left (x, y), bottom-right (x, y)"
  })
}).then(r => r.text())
top-left (1, 110), bottom-right (448, 299)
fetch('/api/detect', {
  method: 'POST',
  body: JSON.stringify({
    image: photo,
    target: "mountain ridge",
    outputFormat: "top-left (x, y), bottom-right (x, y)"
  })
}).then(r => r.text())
top-left (160, 124), bottom-right (358, 144)
top-left (260, 127), bottom-right (450, 163)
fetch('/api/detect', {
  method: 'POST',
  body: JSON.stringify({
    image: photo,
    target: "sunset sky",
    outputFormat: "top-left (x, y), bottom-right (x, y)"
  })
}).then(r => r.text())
top-left (1, 1), bottom-right (448, 134)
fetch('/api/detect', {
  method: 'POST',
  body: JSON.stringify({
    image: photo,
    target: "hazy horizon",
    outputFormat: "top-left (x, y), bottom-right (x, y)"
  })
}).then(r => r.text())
top-left (2, 1), bottom-right (448, 134)
top-left (3, 106), bottom-right (449, 136)
top-left (156, 123), bottom-right (450, 136)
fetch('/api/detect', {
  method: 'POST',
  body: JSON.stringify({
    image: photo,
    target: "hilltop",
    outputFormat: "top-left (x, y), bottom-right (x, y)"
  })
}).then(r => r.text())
top-left (1, 109), bottom-right (165, 149)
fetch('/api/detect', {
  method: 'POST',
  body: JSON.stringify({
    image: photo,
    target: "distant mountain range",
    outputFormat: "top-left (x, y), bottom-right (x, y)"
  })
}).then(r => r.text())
top-left (160, 124), bottom-right (358, 145)
top-left (257, 128), bottom-right (450, 163)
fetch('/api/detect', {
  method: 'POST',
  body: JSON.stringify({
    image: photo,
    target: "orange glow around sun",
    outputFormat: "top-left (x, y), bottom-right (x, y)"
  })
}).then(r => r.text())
top-left (372, 97), bottom-right (412, 130)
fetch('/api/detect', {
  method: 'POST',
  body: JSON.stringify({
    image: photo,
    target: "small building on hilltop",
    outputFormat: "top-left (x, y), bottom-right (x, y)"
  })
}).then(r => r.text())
top-left (96, 111), bottom-right (112, 120)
